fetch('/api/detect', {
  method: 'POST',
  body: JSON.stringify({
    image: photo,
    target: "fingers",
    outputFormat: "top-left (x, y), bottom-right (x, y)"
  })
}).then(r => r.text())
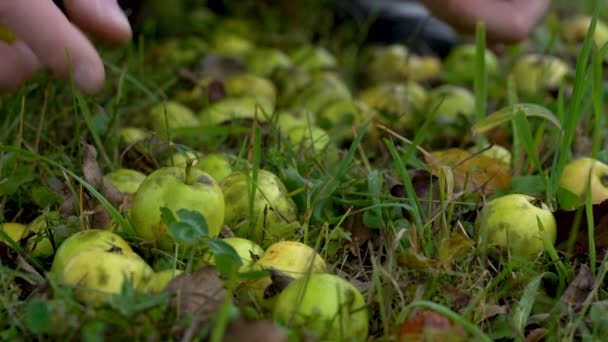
top-left (421, 0), bottom-right (550, 43)
top-left (0, 0), bottom-right (105, 94)
top-left (0, 41), bottom-right (40, 93)
top-left (64, 0), bottom-right (132, 44)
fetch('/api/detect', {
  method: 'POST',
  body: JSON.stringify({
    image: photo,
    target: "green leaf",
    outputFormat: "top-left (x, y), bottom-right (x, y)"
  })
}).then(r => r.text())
top-left (161, 208), bottom-right (209, 244)
top-left (25, 299), bottom-right (50, 334)
top-left (205, 239), bottom-right (242, 277)
top-left (511, 175), bottom-right (547, 195)
top-left (512, 272), bottom-right (556, 335)
top-left (472, 103), bottom-right (561, 136)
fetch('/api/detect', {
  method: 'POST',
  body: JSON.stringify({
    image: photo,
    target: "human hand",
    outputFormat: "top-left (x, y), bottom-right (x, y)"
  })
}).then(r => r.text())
top-left (0, 0), bottom-right (132, 95)
top-left (421, 0), bottom-right (550, 43)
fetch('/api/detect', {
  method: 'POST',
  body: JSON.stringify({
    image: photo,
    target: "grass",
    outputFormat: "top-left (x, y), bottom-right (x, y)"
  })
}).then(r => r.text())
top-left (2, 0), bottom-right (608, 340)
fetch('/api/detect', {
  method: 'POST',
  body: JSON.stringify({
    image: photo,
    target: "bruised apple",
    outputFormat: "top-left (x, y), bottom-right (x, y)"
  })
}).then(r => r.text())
top-left (246, 241), bottom-right (326, 309)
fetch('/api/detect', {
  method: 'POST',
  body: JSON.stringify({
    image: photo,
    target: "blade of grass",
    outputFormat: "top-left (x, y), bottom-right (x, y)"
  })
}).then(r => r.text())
top-left (513, 272), bottom-right (557, 336)
top-left (474, 22), bottom-right (488, 148)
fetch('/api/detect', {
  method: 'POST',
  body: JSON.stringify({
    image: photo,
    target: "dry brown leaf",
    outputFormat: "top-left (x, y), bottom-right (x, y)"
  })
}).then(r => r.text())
top-left (165, 266), bottom-right (226, 328)
top-left (397, 309), bottom-right (465, 342)
top-left (437, 231), bottom-right (474, 271)
top-left (342, 211), bottom-right (371, 257)
top-left (224, 318), bottom-right (288, 342)
top-left (560, 265), bottom-right (596, 311)
top-left (424, 148), bottom-right (511, 195)
top-left (397, 249), bottom-right (435, 270)
top-left (390, 169), bottom-right (442, 222)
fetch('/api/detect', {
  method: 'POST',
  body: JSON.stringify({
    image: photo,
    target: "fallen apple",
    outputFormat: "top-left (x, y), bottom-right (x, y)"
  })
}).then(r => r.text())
top-left (210, 32), bottom-right (253, 58)
top-left (559, 157), bottom-right (608, 206)
top-left (130, 165), bottom-right (225, 251)
top-left (288, 72), bottom-right (351, 116)
top-left (244, 47), bottom-right (292, 77)
top-left (562, 15), bottom-right (608, 52)
top-left (287, 125), bottom-right (331, 153)
top-left (145, 268), bottom-right (184, 294)
top-left (511, 54), bottom-right (569, 96)
top-left (149, 101), bottom-right (201, 135)
top-left (406, 55), bottom-right (442, 82)
top-left (221, 169), bottom-right (298, 244)
top-left (366, 44), bottom-right (410, 83)
top-left (195, 153), bottom-right (235, 183)
top-left (223, 73), bottom-right (277, 107)
top-left (26, 211), bottom-right (61, 258)
top-left (273, 273), bottom-right (368, 341)
top-left (198, 96), bottom-right (275, 125)
top-left (61, 249), bottom-right (154, 303)
top-left (426, 85), bottom-right (475, 125)
top-left (474, 194), bottom-right (557, 259)
top-left (50, 229), bottom-right (136, 275)
top-left (246, 240), bottom-right (327, 310)
top-left (0, 222), bottom-right (27, 247)
top-left (196, 237), bottom-right (264, 272)
top-left (120, 127), bottom-right (150, 146)
top-left (358, 82), bottom-right (427, 131)
top-left (104, 168), bottom-right (147, 194)
top-left (443, 44), bottom-right (499, 83)
top-left (289, 45), bottom-right (337, 72)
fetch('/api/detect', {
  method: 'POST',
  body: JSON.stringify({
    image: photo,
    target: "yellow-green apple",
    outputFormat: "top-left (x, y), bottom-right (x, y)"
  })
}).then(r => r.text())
top-left (150, 101), bottom-right (201, 135)
top-left (246, 240), bottom-right (326, 309)
top-left (195, 153), bottom-right (234, 183)
top-left (130, 165), bottom-right (225, 251)
top-left (474, 194), bottom-right (557, 259)
top-left (50, 229), bottom-right (136, 275)
top-left (562, 16), bottom-right (608, 53)
top-left (426, 85), bottom-right (475, 125)
top-left (220, 169), bottom-right (298, 244)
top-left (406, 55), bottom-right (442, 82)
top-left (104, 169), bottom-right (147, 194)
top-left (224, 73), bottom-right (277, 107)
top-left (559, 157), bottom-right (608, 206)
top-left (145, 268), bottom-right (184, 294)
top-left (511, 54), bottom-right (569, 96)
top-left (443, 44), bottom-right (498, 83)
top-left (0, 222), bottom-right (27, 247)
top-left (196, 237), bottom-right (264, 272)
top-left (198, 96), bottom-right (275, 125)
top-left (244, 47), bottom-right (292, 77)
top-left (289, 45), bottom-right (337, 72)
top-left (62, 249), bottom-right (153, 303)
top-left (273, 273), bottom-right (368, 341)
top-left (288, 72), bottom-right (351, 116)
top-left (358, 82), bottom-right (427, 131)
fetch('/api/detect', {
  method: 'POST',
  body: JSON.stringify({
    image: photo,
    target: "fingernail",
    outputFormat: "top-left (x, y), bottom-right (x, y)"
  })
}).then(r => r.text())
top-left (103, 1), bottom-right (132, 37)
top-left (74, 62), bottom-right (104, 95)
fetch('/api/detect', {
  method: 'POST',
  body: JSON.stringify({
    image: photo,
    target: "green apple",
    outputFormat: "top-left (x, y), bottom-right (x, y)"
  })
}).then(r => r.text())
top-left (104, 169), bottom-right (147, 194)
top-left (165, 150), bottom-right (202, 167)
top-left (198, 96), bottom-right (275, 125)
top-left (145, 268), bottom-right (184, 294)
top-left (246, 240), bottom-right (326, 309)
top-left (224, 73), bottom-right (277, 107)
top-left (366, 44), bottom-right (410, 83)
top-left (130, 165), bottom-right (225, 251)
top-left (275, 110), bottom-right (316, 133)
top-left (26, 211), bottom-right (61, 258)
top-left (318, 99), bottom-right (375, 145)
top-left (443, 44), bottom-right (499, 83)
top-left (150, 101), bottom-right (200, 135)
top-left (289, 45), bottom-right (337, 72)
top-left (559, 158), bottom-right (608, 206)
top-left (197, 237), bottom-right (264, 272)
top-left (273, 273), bottom-right (368, 341)
top-left (358, 82), bottom-right (427, 130)
top-left (244, 47), bottom-right (292, 77)
top-left (287, 125), bottom-right (331, 153)
top-left (195, 153), bottom-right (234, 184)
top-left (288, 73), bottom-right (351, 115)
top-left (62, 249), bottom-right (153, 303)
top-left (474, 194), bottom-right (557, 259)
top-left (511, 54), bottom-right (569, 96)
top-left (210, 32), bottom-right (254, 58)
top-left (427, 85), bottom-right (475, 124)
top-left (406, 55), bottom-right (442, 82)
top-left (271, 67), bottom-right (311, 105)
top-left (221, 169), bottom-right (298, 244)
top-left (120, 127), bottom-right (150, 146)
top-left (50, 229), bottom-right (136, 275)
